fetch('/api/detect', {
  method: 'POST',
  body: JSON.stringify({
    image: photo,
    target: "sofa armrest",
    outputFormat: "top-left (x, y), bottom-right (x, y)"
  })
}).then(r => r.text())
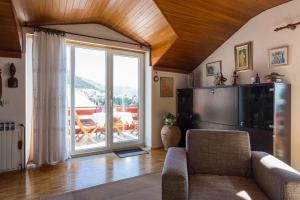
top-left (252, 151), bottom-right (300, 200)
top-left (162, 147), bottom-right (188, 200)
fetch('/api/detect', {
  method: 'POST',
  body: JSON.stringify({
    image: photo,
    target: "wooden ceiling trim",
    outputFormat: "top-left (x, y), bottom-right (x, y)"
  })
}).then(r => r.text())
top-left (11, 1), bottom-right (22, 52)
top-left (0, 0), bottom-right (22, 58)
top-left (152, 65), bottom-right (190, 74)
top-left (0, 50), bottom-right (22, 58)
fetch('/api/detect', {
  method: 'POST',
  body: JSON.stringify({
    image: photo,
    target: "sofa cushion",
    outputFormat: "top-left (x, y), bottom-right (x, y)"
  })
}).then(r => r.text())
top-left (252, 151), bottom-right (300, 200)
top-left (189, 174), bottom-right (269, 200)
top-left (186, 129), bottom-right (251, 177)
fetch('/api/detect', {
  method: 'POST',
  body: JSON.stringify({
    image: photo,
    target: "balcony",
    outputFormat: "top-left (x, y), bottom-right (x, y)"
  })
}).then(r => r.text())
top-left (74, 106), bottom-right (139, 151)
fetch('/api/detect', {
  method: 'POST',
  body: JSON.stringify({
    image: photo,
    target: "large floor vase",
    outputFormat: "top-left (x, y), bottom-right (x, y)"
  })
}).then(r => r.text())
top-left (161, 125), bottom-right (181, 151)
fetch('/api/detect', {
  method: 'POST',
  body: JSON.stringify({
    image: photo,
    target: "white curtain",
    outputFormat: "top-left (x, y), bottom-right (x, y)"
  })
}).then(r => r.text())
top-left (29, 31), bottom-right (68, 166)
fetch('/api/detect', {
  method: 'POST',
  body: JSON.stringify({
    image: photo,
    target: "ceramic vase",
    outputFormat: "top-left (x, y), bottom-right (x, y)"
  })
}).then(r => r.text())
top-left (161, 125), bottom-right (181, 151)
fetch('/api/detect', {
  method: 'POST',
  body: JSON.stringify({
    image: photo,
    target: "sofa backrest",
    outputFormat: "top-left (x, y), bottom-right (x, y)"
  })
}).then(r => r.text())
top-left (186, 129), bottom-right (251, 177)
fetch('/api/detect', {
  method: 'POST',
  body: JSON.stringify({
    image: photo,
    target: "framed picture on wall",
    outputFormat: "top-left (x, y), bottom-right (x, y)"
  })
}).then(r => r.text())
top-left (206, 60), bottom-right (222, 76)
top-left (269, 46), bottom-right (288, 67)
top-left (160, 77), bottom-right (174, 97)
top-left (234, 41), bottom-right (253, 71)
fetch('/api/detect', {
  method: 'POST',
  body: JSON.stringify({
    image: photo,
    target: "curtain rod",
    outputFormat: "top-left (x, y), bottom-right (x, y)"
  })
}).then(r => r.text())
top-left (33, 26), bottom-right (66, 36)
top-left (23, 25), bottom-right (150, 48)
top-left (274, 21), bottom-right (300, 32)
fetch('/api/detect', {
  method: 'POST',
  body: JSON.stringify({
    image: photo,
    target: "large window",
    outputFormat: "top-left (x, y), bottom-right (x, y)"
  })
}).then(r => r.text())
top-left (67, 42), bottom-right (145, 155)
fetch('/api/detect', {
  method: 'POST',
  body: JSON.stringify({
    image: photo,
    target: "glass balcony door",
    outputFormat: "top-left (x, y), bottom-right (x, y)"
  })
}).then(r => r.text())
top-left (68, 43), bottom-right (144, 155)
top-left (110, 51), bottom-right (144, 147)
top-left (69, 45), bottom-right (108, 154)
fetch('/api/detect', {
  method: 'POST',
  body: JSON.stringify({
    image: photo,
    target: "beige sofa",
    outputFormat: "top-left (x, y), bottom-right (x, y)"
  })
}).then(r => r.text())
top-left (162, 129), bottom-right (300, 200)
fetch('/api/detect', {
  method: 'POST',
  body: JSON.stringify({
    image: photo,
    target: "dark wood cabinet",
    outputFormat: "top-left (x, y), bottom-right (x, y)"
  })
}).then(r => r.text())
top-left (177, 83), bottom-right (291, 164)
top-left (239, 83), bottom-right (291, 164)
top-left (176, 89), bottom-right (193, 147)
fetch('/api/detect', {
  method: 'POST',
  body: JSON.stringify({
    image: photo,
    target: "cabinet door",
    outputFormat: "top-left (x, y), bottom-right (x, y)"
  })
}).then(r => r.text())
top-left (177, 89), bottom-right (193, 147)
top-left (193, 87), bottom-right (238, 126)
top-left (240, 128), bottom-right (273, 154)
top-left (239, 85), bottom-right (274, 130)
top-left (274, 84), bottom-right (291, 164)
top-left (177, 89), bottom-right (193, 114)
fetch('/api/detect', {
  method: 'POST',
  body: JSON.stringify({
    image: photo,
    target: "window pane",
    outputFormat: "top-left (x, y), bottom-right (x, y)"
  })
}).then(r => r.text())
top-left (113, 55), bottom-right (139, 143)
top-left (74, 47), bottom-right (107, 150)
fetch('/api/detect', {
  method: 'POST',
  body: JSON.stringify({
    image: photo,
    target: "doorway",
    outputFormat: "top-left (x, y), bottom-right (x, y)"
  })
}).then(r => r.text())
top-left (67, 42), bottom-right (145, 155)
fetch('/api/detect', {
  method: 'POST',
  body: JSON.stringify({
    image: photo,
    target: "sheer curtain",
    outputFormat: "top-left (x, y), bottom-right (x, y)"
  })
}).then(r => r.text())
top-left (29, 30), bottom-right (69, 166)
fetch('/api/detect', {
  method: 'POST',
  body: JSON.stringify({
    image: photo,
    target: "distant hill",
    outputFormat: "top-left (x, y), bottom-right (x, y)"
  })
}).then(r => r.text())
top-left (75, 76), bottom-right (104, 92)
top-left (113, 86), bottom-right (138, 97)
top-left (75, 76), bottom-right (137, 96)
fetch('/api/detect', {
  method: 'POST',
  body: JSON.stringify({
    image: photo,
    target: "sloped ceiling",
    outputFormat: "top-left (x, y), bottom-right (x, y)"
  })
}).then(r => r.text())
top-left (153, 0), bottom-right (291, 72)
top-left (1, 0), bottom-right (291, 72)
top-left (11, 0), bottom-right (178, 70)
top-left (0, 0), bottom-right (22, 58)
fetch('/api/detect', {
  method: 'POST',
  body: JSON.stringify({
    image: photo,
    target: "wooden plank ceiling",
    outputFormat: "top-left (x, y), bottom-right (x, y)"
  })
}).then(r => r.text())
top-left (0, 0), bottom-right (22, 58)
top-left (3, 0), bottom-right (291, 72)
top-left (11, 0), bottom-right (178, 69)
top-left (153, 0), bottom-right (291, 72)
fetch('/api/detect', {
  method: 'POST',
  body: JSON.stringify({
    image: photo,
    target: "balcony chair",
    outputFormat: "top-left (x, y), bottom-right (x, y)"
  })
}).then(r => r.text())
top-left (162, 129), bottom-right (300, 200)
top-left (75, 114), bottom-right (104, 145)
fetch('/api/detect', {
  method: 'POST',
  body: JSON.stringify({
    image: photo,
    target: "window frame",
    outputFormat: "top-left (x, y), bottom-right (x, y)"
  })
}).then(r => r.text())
top-left (67, 40), bottom-right (145, 156)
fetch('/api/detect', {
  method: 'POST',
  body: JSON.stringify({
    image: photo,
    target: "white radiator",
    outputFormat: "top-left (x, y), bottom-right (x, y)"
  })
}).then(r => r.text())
top-left (0, 122), bottom-right (25, 173)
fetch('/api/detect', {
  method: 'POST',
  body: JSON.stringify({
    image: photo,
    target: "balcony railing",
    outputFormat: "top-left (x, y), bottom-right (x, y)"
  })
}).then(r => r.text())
top-left (73, 106), bottom-right (139, 150)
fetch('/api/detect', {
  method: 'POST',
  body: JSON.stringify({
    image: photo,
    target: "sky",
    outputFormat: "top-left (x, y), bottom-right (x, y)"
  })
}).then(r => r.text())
top-left (69, 47), bottom-right (139, 89)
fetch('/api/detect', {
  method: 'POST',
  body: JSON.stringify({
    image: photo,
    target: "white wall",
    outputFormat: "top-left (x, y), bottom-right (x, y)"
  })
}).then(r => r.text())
top-left (0, 56), bottom-right (25, 125)
top-left (151, 71), bottom-right (187, 148)
top-left (43, 24), bottom-right (147, 52)
top-left (193, 0), bottom-right (300, 169)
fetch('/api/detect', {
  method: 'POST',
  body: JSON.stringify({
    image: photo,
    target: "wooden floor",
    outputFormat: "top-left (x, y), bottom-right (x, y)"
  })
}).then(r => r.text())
top-left (0, 149), bottom-right (166, 200)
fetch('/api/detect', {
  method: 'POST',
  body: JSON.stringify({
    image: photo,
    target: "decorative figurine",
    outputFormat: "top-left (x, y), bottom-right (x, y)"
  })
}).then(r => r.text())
top-left (214, 73), bottom-right (227, 86)
top-left (8, 63), bottom-right (18, 88)
top-left (254, 73), bottom-right (260, 84)
top-left (265, 72), bottom-right (284, 83)
top-left (232, 70), bottom-right (239, 85)
top-left (214, 73), bottom-right (221, 86)
top-left (219, 72), bottom-right (227, 86)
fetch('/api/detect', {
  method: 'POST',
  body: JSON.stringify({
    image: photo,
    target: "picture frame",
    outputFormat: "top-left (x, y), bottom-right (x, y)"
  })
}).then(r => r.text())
top-left (234, 41), bottom-right (253, 71)
top-left (269, 46), bottom-right (288, 67)
top-left (160, 77), bottom-right (173, 97)
top-left (206, 60), bottom-right (222, 76)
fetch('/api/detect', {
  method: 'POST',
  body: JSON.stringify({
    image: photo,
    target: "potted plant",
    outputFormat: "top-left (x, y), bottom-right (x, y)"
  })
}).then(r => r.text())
top-left (163, 112), bottom-right (176, 126)
top-left (161, 112), bottom-right (181, 151)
